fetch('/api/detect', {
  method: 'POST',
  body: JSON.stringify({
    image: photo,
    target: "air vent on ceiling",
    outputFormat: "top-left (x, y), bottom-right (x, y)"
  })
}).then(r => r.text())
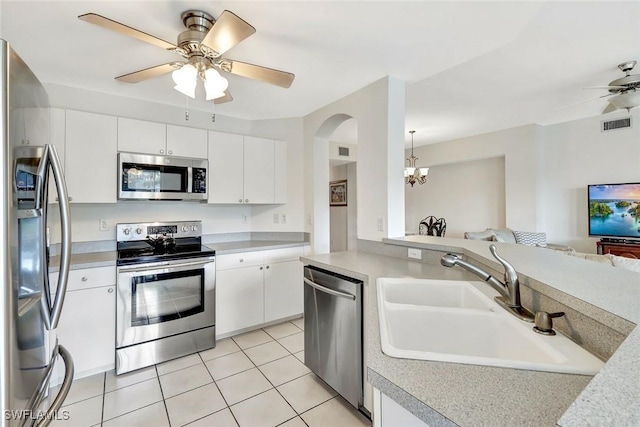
top-left (338, 146), bottom-right (350, 156)
top-left (601, 117), bottom-right (631, 132)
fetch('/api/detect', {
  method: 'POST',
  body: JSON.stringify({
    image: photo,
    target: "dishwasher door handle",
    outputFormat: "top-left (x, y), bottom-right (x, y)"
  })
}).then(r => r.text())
top-left (303, 277), bottom-right (356, 300)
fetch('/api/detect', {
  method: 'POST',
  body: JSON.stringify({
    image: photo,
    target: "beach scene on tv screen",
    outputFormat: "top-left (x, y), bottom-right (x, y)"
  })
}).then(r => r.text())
top-left (589, 183), bottom-right (640, 237)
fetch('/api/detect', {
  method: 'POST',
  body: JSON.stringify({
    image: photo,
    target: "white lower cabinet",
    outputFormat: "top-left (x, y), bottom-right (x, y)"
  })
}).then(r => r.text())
top-left (216, 246), bottom-right (304, 337)
top-left (216, 266), bottom-right (264, 336)
top-left (374, 388), bottom-right (431, 427)
top-left (50, 266), bottom-right (116, 381)
top-left (264, 260), bottom-right (303, 322)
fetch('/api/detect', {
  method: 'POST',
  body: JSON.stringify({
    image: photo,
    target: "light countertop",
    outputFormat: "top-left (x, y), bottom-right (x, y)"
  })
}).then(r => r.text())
top-left (301, 237), bottom-right (640, 427)
top-left (48, 239), bottom-right (308, 271)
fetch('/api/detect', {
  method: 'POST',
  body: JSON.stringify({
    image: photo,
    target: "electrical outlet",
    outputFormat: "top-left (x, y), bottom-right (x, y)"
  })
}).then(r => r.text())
top-left (408, 248), bottom-right (422, 260)
top-left (281, 214), bottom-right (287, 224)
top-left (241, 214), bottom-right (248, 224)
top-left (307, 214), bottom-right (313, 225)
top-left (99, 219), bottom-right (109, 231)
top-left (273, 213), bottom-right (280, 224)
top-left (377, 218), bottom-right (385, 232)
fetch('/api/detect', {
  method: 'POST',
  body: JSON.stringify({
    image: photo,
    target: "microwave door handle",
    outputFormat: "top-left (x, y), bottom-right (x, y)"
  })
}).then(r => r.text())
top-left (187, 166), bottom-right (193, 193)
top-left (45, 144), bottom-right (72, 330)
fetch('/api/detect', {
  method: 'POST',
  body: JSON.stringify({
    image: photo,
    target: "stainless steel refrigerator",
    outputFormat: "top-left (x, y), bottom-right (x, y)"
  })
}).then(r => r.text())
top-left (1, 39), bottom-right (74, 427)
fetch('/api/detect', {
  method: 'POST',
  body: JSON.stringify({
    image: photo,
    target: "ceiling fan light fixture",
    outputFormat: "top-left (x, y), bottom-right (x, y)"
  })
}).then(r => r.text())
top-left (608, 90), bottom-right (640, 110)
top-left (204, 68), bottom-right (229, 100)
top-left (172, 63), bottom-right (197, 98)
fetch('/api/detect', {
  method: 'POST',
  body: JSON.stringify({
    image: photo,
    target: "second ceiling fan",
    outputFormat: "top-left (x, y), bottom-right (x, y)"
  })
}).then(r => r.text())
top-left (78, 9), bottom-right (295, 103)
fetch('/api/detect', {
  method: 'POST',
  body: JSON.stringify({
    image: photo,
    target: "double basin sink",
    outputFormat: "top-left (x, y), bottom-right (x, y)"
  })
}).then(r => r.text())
top-left (377, 278), bottom-right (604, 375)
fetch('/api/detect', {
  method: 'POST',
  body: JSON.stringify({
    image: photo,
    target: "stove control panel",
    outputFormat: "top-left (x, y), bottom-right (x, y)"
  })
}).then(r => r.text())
top-left (116, 221), bottom-right (202, 242)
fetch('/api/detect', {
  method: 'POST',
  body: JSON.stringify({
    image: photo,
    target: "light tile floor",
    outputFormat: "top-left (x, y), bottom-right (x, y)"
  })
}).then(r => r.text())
top-left (52, 318), bottom-right (371, 427)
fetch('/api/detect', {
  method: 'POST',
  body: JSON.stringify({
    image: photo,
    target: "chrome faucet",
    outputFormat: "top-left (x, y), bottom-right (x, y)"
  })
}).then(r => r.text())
top-left (440, 245), bottom-right (535, 322)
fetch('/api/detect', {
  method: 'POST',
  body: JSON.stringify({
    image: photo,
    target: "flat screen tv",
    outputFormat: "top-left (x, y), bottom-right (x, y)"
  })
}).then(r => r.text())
top-left (588, 182), bottom-right (640, 239)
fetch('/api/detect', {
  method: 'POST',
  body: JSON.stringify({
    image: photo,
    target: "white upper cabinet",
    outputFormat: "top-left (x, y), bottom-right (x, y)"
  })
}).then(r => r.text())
top-left (118, 118), bottom-right (207, 159)
top-left (117, 118), bottom-right (166, 155)
top-left (48, 108), bottom-right (65, 203)
top-left (243, 136), bottom-right (275, 204)
top-left (208, 131), bottom-right (244, 204)
top-left (274, 139), bottom-right (287, 204)
top-left (208, 132), bottom-right (286, 205)
top-left (65, 110), bottom-right (118, 203)
top-left (167, 125), bottom-right (208, 158)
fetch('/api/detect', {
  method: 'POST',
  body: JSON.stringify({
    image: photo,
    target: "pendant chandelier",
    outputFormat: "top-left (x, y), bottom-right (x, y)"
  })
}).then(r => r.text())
top-left (404, 130), bottom-right (429, 187)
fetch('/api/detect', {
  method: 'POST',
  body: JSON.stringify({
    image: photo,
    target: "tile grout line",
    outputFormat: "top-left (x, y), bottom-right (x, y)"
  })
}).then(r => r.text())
top-left (100, 373), bottom-right (106, 427)
top-left (247, 327), bottom-right (309, 423)
top-left (198, 350), bottom-right (242, 427)
top-left (155, 365), bottom-right (172, 427)
top-left (102, 374), bottom-right (166, 423)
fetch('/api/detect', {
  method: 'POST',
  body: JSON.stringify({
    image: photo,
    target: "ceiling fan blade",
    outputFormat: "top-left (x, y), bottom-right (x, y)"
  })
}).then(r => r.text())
top-left (214, 91), bottom-right (233, 104)
top-left (115, 62), bottom-right (182, 83)
top-left (583, 86), bottom-right (626, 90)
top-left (557, 93), bottom-right (615, 110)
top-left (602, 103), bottom-right (618, 114)
top-left (201, 10), bottom-right (256, 56)
top-left (222, 59), bottom-right (294, 88)
top-left (78, 13), bottom-right (176, 50)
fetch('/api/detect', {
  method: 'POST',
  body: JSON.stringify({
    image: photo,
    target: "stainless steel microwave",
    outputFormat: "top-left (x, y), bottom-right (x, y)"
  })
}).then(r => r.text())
top-left (118, 152), bottom-right (208, 201)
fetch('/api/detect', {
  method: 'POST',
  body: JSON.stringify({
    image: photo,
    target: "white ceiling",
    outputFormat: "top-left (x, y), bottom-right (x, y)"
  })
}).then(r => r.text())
top-left (1, 1), bottom-right (639, 147)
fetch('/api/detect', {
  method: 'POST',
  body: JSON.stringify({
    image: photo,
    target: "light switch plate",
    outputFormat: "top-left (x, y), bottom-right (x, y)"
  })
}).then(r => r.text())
top-left (273, 213), bottom-right (280, 224)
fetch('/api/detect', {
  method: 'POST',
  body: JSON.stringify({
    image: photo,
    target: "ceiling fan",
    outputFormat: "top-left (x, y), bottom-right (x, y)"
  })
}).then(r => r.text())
top-left (78, 9), bottom-right (295, 103)
top-left (585, 60), bottom-right (640, 114)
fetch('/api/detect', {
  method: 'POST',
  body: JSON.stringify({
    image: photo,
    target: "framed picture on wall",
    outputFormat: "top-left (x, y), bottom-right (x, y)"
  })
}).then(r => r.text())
top-left (329, 180), bottom-right (348, 206)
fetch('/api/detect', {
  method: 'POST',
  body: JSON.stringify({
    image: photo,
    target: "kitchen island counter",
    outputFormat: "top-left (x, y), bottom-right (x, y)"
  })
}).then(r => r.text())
top-left (301, 238), bottom-right (639, 427)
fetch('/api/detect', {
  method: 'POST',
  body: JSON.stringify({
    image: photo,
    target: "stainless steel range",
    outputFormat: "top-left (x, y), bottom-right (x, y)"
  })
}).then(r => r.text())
top-left (115, 220), bottom-right (215, 374)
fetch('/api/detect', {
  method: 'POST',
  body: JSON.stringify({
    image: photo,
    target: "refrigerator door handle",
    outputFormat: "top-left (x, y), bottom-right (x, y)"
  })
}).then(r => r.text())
top-left (38, 145), bottom-right (72, 330)
top-left (21, 343), bottom-right (75, 427)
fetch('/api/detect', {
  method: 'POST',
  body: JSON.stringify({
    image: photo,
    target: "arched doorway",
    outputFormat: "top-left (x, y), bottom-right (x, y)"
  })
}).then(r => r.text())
top-left (312, 114), bottom-right (357, 254)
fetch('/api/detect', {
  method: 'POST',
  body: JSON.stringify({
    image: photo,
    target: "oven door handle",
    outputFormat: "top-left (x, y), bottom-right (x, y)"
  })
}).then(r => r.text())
top-left (118, 258), bottom-right (215, 273)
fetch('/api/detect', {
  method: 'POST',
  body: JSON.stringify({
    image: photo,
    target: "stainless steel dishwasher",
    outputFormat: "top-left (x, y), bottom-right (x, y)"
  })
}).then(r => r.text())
top-left (303, 265), bottom-right (363, 409)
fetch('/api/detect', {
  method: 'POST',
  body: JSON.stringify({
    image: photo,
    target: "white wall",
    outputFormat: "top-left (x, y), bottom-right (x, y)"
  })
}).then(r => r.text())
top-left (304, 76), bottom-right (406, 253)
top-left (409, 124), bottom-right (538, 233)
top-left (538, 110), bottom-right (640, 253)
top-left (405, 156), bottom-right (505, 237)
top-left (44, 84), bottom-right (304, 243)
top-left (407, 110), bottom-right (640, 253)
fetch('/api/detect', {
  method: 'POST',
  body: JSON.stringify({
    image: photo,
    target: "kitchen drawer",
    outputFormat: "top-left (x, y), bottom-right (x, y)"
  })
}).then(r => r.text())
top-left (216, 251), bottom-right (264, 270)
top-left (50, 266), bottom-right (116, 292)
top-left (263, 246), bottom-right (304, 264)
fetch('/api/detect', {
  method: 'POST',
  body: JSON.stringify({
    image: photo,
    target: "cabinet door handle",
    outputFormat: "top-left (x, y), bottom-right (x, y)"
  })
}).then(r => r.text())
top-left (239, 258), bottom-right (244, 262)
top-left (259, 266), bottom-right (263, 270)
top-left (245, 199), bottom-right (249, 203)
top-left (160, 149), bottom-right (165, 154)
top-left (81, 276), bottom-right (88, 282)
top-left (265, 265), bottom-right (270, 269)
top-left (108, 288), bottom-right (114, 293)
top-left (168, 150), bottom-right (173, 155)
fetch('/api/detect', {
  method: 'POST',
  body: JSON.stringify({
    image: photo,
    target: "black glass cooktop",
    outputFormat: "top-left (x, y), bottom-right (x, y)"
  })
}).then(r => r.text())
top-left (117, 237), bottom-right (215, 266)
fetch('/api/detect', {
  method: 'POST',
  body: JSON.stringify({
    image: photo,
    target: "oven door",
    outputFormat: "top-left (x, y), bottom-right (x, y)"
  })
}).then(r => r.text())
top-left (116, 256), bottom-right (215, 348)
